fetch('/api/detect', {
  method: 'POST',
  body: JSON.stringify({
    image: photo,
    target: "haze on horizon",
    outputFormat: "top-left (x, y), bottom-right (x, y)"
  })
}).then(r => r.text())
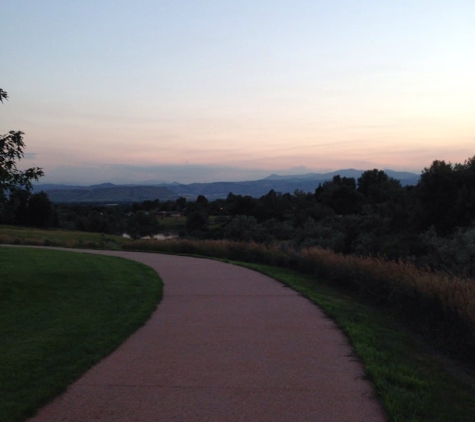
top-left (2, 1), bottom-right (474, 185)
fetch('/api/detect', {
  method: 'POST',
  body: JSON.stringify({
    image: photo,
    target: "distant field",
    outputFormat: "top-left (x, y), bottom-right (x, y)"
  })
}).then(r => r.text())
top-left (0, 225), bottom-right (129, 249)
top-left (159, 215), bottom-right (186, 232)
top-left (0, 246), bottom-right (162, 422)
top-left (0, 223), bottom-right (187, 246)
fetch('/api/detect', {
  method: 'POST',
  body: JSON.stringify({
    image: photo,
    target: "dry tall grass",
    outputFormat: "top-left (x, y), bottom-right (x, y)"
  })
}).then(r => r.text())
top-left (300, 248), bottom-right (475, 351)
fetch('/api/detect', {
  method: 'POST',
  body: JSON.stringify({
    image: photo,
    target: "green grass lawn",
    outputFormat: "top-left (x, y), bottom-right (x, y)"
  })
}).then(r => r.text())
top-left (0, 247), bottom-right (163, 422)
top-left (241, 263), bottom-right (475, 422)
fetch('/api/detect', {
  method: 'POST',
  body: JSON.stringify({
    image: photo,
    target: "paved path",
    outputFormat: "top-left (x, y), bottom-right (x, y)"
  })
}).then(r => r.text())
top-left (27, 250), bottom-right (386, 422)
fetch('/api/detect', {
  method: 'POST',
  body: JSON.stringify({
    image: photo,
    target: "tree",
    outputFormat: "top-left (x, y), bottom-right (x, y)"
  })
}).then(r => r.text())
top-left (1, 89), bottom-right (44, 205)
top-left (357, 169), bottom-right (401, 204)
top-left (27, 191), bottom-right (55, 227)
top-left (316, 176), bottom-right (363, 215)
top-left (417, 157), bottom-right (475, 233)
top-left (225, 193), bottom-right (257, 216)
top-left (185, 210), bottom-right (208, 234)
top-left (0, 89), bottom-right (7, 103)
top-left (223, 215), bottom-right (262, 241)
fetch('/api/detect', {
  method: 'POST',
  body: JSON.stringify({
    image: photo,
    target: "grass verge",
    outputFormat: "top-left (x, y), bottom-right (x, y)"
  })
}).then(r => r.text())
top-left (239, 262), bottom-right (475, 422)
top-left (0, 247), bottom-right (162, 422)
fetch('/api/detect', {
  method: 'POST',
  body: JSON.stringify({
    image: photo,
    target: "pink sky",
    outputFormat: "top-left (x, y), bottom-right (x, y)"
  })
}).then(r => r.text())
top-left (2, 1), bottom-right (474, 184)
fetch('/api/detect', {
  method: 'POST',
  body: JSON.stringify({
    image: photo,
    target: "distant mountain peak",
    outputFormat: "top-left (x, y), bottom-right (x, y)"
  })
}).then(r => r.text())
top-left (91, 182), bottom-right (116, 188)
top-left (35, 168), bottom-right (420, 202)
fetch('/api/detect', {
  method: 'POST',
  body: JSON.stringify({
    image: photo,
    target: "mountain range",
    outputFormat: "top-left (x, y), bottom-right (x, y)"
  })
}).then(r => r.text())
top-left (35, 169), bottom-right (420, 203)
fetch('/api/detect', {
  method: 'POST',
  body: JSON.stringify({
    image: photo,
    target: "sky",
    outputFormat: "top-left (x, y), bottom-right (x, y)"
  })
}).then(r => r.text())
top-left (1, 1), bottom-right (474, 185)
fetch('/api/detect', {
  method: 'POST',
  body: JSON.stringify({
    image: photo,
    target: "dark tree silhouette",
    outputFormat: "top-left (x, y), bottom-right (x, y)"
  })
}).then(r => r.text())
top-left (317, 175), bottom-right (363, 215)
top-left (417, 157), bottom-right (475, 233)
top-left (0, 89), bottom-right (8, 103)
top-left (27, 192), bottom-right (54, 227)
top-left (1, 89), bottom-right (44, 204)
top-left (357, 169), bottom-right (401, 204)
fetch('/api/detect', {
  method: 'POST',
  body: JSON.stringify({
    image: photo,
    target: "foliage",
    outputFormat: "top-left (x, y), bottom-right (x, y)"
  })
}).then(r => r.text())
top-left (0, 89), bottom-right (7, 103)
top-left (420, 225), bottom-right (475, 277)
top-left (1, 88), bottom-right (50, 225)
top-left (417, 157), bottom-right (475, 233)
top-left (0, 131), bottom-right (44, 200)
top-left (1, 89), bottom-right (44, 202)
top-left (185, 210), bottom-right (209, 234)
top-left (357, 169), bottom-right (401, 204)
top-left (1, 190), bottom-right (56, 227)
top-left (223, 215), bottom-right (264, 241)
top-left (316, 175), bottom-right (363, 214)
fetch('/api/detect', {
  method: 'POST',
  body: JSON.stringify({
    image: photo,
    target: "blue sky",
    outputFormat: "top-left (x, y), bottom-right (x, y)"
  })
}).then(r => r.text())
top-left (2, 1), bottom-right (474, 184)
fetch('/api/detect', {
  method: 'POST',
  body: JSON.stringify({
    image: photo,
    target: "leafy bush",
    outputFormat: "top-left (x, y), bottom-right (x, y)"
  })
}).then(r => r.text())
top-left (421, 225), bottom-right (475, 277)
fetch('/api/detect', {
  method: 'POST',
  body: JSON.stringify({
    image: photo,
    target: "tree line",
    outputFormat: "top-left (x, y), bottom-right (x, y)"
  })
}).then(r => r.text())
top-left (178, 159), bottom-right (475, 278)
top-left (15, 155), bottom-right (469, 277)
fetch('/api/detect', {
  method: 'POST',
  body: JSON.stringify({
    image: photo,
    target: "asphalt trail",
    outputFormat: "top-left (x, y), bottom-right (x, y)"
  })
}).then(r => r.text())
top-left (27, 250), bottom-right (387, 422)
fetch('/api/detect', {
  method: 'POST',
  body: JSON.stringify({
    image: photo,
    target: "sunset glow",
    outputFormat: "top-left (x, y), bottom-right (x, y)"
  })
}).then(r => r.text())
top-left (2, 1), bottom-right (474, 184)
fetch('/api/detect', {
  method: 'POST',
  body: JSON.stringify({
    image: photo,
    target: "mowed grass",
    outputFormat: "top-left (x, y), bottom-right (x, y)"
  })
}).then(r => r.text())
top-left (241, 263), bottom-right (475, 422)
top-left (0, 247), bottom-right (163, 422)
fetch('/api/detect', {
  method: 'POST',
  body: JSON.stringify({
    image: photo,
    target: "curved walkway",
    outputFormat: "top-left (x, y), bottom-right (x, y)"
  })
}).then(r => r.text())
top-left (27, 250), bottom-right (386, 422)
